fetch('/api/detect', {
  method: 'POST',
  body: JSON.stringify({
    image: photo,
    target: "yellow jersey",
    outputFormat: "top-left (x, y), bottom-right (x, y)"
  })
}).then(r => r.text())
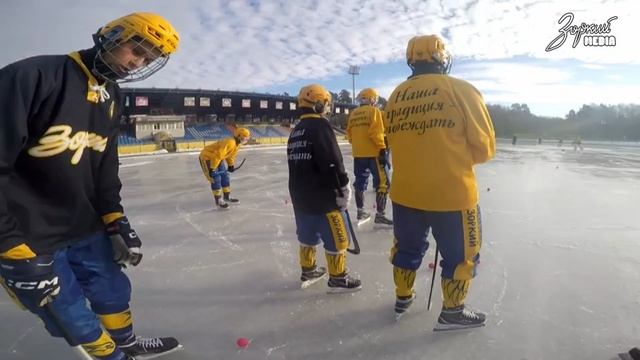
top-left (199, 137), bottom-right (240, 169)
top-left (384, 74), bottom-right (495, 211)
top-left (347, 105), bottom-right (386, 157)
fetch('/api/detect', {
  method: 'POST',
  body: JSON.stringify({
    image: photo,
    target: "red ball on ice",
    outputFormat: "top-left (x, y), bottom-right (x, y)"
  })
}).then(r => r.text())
top-left (236, 337), bottom-right (250, 348)
top-left (428, 262), bottom-right (435, 269)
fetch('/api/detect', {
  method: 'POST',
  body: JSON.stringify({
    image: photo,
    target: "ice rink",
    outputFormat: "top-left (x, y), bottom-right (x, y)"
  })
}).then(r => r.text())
top-left (2, 140), bottom-right (640, 360)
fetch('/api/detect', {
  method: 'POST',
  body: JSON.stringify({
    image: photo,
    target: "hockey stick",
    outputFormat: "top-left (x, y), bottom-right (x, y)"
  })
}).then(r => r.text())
top-left (44, 304), bottom-right (94, 360)
top-left (329, 164), bottom-right (360, 255)
top-left (427, 244), bottom-right (439, 311)
top-left (232, 158), bottom-right (246, 171)
top-left (345, 210), bottom-right (361, 255)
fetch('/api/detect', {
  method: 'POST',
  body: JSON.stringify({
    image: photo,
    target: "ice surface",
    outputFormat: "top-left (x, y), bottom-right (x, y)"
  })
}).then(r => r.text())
top-left (2, 140), bottom-right (640, 360)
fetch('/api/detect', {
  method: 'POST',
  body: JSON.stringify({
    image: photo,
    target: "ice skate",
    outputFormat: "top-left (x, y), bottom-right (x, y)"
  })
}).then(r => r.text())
top-left (374, 213), bottom-right (393, 226)
top-left (327, 274), bottom-right (362, 294)
top-left (619, 347), bottom-right (640, 360)
top-left (433, 305), bottom-right (486, 331)
top-left (356, 209), bottom-right (371, 226)
top-left (214, 196), bottom-right (229, 209)
top-left (223, 192), bottom-right (239, 204)
top-left (300, 266), bottom-right (327, 289)
top-left (394, 292), bottom-right (416, 321)
top-left (120, 336), bottom-right (183, 359)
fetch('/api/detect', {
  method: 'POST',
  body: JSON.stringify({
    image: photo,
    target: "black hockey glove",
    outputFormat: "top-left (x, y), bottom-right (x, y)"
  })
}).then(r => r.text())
top-left (106, 217), bottom-right (143, 267)
top-left (0, 255), bottom-right (60, 307)
top-left (227, 165), bottom-right (235, 173)
top-left (378, 149), bottom-right (389, 167)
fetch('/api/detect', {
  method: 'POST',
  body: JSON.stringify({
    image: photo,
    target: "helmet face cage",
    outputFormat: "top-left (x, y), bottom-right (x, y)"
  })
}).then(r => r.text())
top-left (94, 26), bottom-right (170, 83)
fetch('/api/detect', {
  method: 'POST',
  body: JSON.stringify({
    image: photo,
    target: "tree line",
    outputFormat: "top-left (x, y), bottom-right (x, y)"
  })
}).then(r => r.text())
top-left (328, 87), bottom-right (639, 141)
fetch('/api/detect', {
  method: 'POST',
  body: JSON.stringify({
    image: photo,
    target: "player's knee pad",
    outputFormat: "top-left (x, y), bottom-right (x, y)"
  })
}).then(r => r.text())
top-left (441, 278), bottom-right (471, 309)
top-left (325, 251), bottom-right (346, 277)
top-left (299, 245), bottom-right (317, 270)
top-left (393, 266), bottom-right (416, 298)
top-left (222, 186), bottom-right (231, 194)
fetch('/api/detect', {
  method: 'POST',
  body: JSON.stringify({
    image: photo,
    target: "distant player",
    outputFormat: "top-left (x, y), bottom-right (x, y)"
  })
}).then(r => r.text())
top-left (199, 127), bottom-right (251, 209)
top-left (346, 87), bottom-right (393, 226)
top-left (384, 35), bottom-right (496, 329)
top-left (287, 84), bottom-right (362, 293)
top-left (0, 13), bottom-right (181, 359)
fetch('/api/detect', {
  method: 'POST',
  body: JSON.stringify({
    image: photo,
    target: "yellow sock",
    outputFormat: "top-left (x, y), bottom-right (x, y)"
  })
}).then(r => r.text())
top-left (81, 331), bottom-right (117, 358)
top-left (393, 266), bottom-right (416, 298)
top-left (325, 252), bottom-right (346, 276)
top-left (299, 245), bottom-right (316, 270)
top-left (441, 278), bottom-right (471, 309)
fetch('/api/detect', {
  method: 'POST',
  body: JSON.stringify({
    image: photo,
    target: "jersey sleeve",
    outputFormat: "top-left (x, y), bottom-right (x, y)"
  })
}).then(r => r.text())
top-left (0, 62), bottom-right (54, 253)
top-left (368, 107), bottom-right (386, 150)
top-left (454, 81), bottom-right (496, 164)
top-left (312, 121), bottom-right (348, 189)
top-left (96, 92), bottom-right (125, 223)
top-left (346, 113), bottom-right (353, 143)
top-left (225, 141), bottom-right (239, 166)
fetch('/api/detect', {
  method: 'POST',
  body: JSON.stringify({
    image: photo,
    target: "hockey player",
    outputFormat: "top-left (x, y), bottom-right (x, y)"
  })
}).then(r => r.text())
top-left (287, 84), bottom-right (362, 293)
top-left (346, 87), bottom-right (393, 226)
top-left (0, 13), bottom-right (181, 359)
top-left (384, 35), bottom-right (495, 329)
top-left (198, 127), bottom-right (251, 209)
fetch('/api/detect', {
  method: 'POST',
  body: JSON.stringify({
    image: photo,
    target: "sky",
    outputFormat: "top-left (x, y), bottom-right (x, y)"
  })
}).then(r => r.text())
top-left (0, 0), bottom-right (638, 118)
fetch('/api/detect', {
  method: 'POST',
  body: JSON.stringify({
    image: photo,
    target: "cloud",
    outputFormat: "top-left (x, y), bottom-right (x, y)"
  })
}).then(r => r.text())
top-left (1, 0), bottom-right (638, 95)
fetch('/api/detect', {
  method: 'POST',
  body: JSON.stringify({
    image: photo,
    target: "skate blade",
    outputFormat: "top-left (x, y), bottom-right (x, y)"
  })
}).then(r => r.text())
top-left (357, 217), bottom-right (371, 226)
top-left (131, 344), bottom-right (184, 360)
top-left (433, 322), bottom-right (486, 332)
top-left (326, 286), bottom-right (362, 294)
top-left (394, 311), bottom-right (407, 322)
top-left (300, 274), bottom-right (327, 289)
top-left (619, 353), bottom-right (633, 360)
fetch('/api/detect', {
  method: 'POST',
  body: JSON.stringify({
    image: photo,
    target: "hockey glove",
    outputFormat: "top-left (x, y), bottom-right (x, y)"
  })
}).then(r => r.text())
top-left (106, 217), bottom-right (143, 267)
top-left (378, 149), bottom-right (389, 167)
top-left (227, 165), bottom-right (235, 173)
top-left (0, 255), bottom-right (60, 307)
top-left (335, 182), bottom-right (352, 211)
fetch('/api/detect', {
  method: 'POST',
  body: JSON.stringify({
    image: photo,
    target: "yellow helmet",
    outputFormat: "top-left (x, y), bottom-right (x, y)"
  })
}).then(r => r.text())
top-left (94, 12), bottom-right (180, 82)
top-left (100, 12), bottom-right (180, 56)
top-left (297, 84), bottom-right (332, 113)
top-left (357, 88), bottom-right (379, 104)
top-left (234, 127), bottom-right (251, 139)
top-left (406, 35), bottom-right (451, 73)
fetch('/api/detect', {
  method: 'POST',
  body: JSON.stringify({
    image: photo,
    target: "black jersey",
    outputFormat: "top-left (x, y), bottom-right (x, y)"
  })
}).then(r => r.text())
top-left (0, 48), bottom-right (124, 255)
top-left (287, 113), bottom-right (349, 214)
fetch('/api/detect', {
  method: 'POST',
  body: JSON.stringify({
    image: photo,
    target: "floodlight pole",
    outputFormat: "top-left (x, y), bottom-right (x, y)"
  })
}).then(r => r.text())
top-left (348, 65), bottom-right (360, 105)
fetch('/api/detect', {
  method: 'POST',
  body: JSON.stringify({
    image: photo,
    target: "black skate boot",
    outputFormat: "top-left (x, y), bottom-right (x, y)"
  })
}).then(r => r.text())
top-left (120, 336), bottom-right (182, 359)
top-left (374, 213), bottom-right (393, 226)
top-left (214, 196), bottom-right (229, 209)
top-left (356, 208), bottom-right (371, 226)
top-left (223, 192), bottom-right (239, 203)
top-left (433, 305), bottom-right (486, 331)
top-left (300, 266), bottom-right (327, 289)
top-left (327, 274), bottom-right (362, 294)
top-left (394, 292), bottom-right (416, 321)
top-left (619, 347), bottom-right (640, 360)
